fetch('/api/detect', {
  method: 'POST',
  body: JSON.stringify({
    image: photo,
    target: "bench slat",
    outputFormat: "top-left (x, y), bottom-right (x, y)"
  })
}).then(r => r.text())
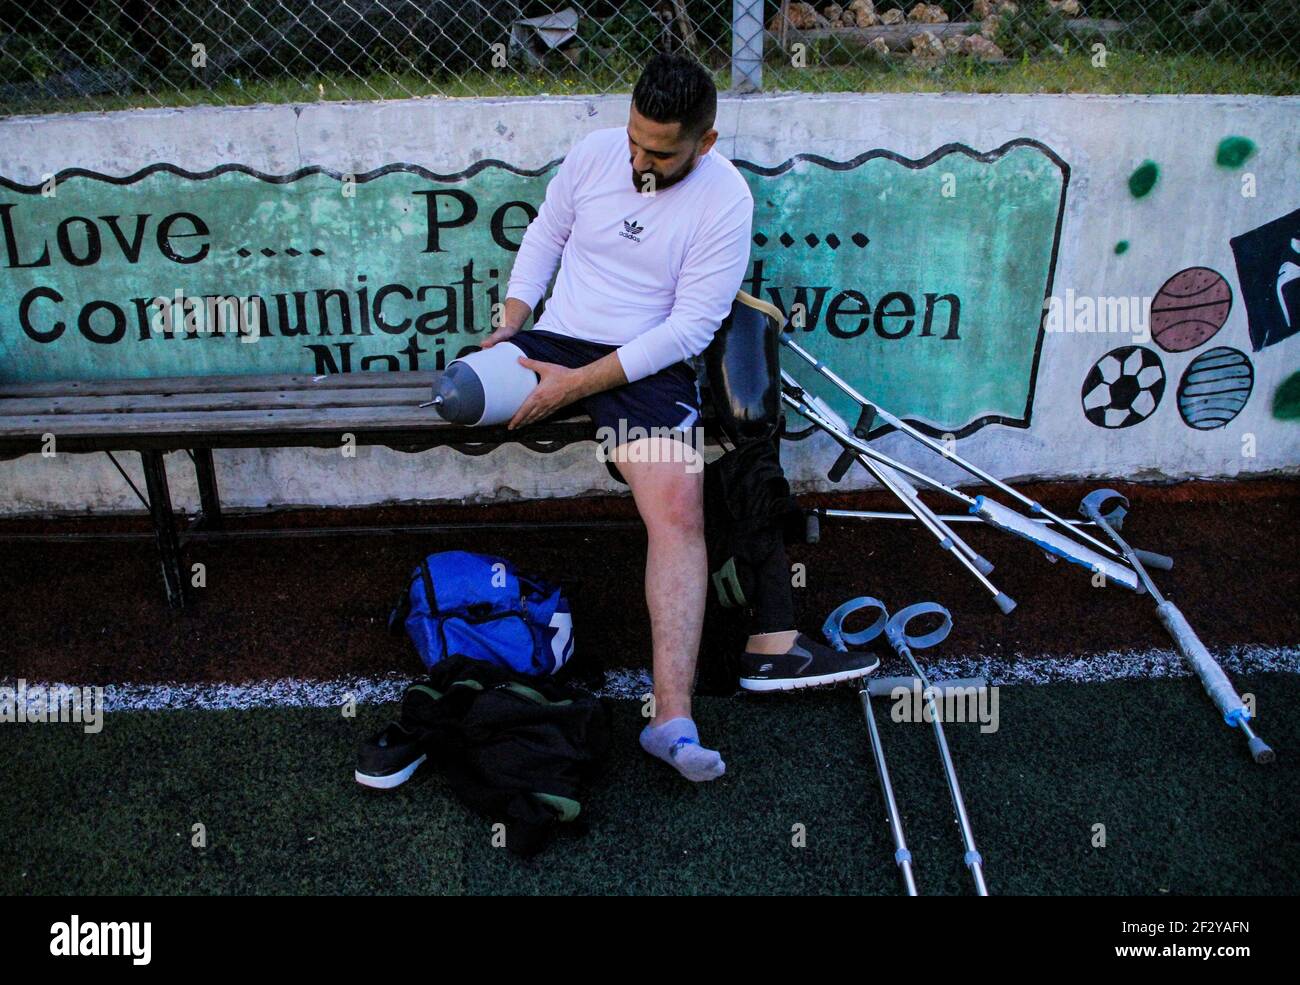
top-left (0, 386), bottom-right (435, 416)
top-left (1, 404), bottom-right (591, 438)
top-left (0, 370), bottom-right (437, 399)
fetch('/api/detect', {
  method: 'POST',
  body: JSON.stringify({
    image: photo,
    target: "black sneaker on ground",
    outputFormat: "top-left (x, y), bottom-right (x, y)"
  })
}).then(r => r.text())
top-left (738, 632), bottom-right (881, 692)
top-left (355, 721), bottom-right (428, 789)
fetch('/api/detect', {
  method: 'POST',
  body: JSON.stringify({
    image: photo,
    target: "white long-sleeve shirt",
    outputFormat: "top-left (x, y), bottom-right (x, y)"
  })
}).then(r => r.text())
top-left (505, 126), bottom-right (754, 383)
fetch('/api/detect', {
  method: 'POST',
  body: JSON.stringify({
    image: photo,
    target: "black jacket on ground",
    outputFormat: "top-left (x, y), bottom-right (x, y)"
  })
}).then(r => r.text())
top-left (399, 654), bottom-right (611, 857)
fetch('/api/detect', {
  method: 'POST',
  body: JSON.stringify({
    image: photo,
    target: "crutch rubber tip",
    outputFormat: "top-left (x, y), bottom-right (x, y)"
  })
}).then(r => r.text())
top-left (973, 555), bottom-right (995, 576)
top-left (994, 592), bottom-right (1017, 615)
top-left (1249, 736), bottom-right (1276, 764)
top-left (805, 512), bottom-right (821, 544)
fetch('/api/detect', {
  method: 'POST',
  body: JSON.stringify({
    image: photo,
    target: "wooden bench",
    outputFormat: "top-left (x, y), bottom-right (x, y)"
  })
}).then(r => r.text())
top-left (0, 370), bottom-right (721, 608)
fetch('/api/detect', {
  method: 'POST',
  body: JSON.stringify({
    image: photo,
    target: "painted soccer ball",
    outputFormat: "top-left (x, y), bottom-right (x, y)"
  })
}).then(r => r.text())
top-left (1081, 345), bottom-right (1167, 429)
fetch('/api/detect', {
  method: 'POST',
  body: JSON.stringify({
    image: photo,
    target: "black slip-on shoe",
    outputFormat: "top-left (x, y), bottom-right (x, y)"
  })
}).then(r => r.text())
top-left (354, 721), bottom-right (428, 789)
top-left (738, 632), bottom-right (881, 692)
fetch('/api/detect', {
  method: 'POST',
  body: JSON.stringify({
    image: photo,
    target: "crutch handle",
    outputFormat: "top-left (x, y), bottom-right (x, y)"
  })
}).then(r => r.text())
top-left (1134, 548), bottom-right (1174, 571)
top-left (826, 405), bottom-right (878, 482)
top-left (868, 676), bottom-right (922, 696)
top-left (828, 448), bottom-right (857, 483)
top-left (934, 677), bottom-right (989, 692)
top-left (868, 676), bottom-right (989, 697)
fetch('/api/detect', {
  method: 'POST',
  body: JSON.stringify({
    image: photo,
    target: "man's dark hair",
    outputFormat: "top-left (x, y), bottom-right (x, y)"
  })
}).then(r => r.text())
top-left (632, 52), bottom-right (717, 142)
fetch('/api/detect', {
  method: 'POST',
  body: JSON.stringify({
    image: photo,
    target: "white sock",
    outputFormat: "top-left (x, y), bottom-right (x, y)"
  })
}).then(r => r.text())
top-left (639, 717), bottom-right (726, 782)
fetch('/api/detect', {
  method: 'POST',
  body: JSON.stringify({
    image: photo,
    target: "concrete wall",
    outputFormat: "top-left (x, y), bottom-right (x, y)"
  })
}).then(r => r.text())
top-left (2, 92), bottom-right (1298, 514)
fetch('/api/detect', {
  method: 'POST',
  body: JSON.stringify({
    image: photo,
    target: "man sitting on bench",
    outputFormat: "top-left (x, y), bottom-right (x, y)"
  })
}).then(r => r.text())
top-left (487, 53), bottom-right (875, 783)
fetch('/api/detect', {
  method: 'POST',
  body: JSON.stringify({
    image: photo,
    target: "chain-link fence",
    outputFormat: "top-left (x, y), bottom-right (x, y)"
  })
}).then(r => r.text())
top-left (1, 1), bottom-right (1296, 116)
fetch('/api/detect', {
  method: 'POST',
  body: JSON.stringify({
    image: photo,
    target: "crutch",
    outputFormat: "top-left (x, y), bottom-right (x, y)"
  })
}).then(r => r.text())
top-left (781, 338), bottom-right (1172, 583)
top-left (810, 507), bottom-right (1103, 528)
top-left (827, 597), bottom-right (990, 896)
top-left (1080, 489), bottom-right (1275, 764)
top-left (783, 336), bottom-right (1134, 564)
top-left (781, 375), bottom-right (1142, 597)
top-left (860, 682), bottom-right (919, 896)
top-left (781, 369), bottom-right (1014, 610)
top-left (835, 598), bottom-right (919, 894)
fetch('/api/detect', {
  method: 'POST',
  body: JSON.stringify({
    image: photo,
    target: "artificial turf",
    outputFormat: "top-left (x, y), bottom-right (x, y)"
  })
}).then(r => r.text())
top-left (3, 673), bottom-right (1297, 896)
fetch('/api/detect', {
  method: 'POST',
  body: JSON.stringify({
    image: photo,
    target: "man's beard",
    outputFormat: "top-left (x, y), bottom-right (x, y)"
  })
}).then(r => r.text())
top-left (630, 152), bottom-right (697, 194)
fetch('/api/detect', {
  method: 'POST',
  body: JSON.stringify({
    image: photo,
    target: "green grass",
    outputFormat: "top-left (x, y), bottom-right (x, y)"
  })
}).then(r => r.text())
top-left (761, 51), bottom-right (1300, 96)
top-left (2, 674), bottom-right (1297, 895)
top-left (4, 49), bottom-right (1296, 119)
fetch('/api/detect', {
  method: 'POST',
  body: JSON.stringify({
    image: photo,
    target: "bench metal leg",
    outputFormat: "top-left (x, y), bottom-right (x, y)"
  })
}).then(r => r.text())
top-left (191, 448), bottom-right (223, 530)
top-left (141, 450), bottom-right (185, 609)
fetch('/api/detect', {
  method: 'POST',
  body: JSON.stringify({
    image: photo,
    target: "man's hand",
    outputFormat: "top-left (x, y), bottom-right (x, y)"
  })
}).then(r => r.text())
top-left (481, 323), bottom-right (521, 349)
top-left (507, 349), bottom-right (628, 430)
top-left (509, 357), bottom-right (582, 430)
top-left (483, 297), bottom-right (533, 348)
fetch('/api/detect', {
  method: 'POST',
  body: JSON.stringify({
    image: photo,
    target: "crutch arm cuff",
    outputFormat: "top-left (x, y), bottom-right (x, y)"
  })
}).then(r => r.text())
top-left (822, 596), bottom-right (889, 650)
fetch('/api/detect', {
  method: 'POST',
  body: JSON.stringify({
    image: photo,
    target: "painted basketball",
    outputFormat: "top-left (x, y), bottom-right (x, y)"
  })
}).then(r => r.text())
top-left (1149, 266), bottom-right (1232, 352)
top-left (1176, 347), bottom-right (1254, 430)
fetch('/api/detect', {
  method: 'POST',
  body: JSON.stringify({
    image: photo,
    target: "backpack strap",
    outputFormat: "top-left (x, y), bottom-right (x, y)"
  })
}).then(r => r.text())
top-left (419, 559), bottom-right (438, 612)
top-left (387, 559), bottom-right (439, 636)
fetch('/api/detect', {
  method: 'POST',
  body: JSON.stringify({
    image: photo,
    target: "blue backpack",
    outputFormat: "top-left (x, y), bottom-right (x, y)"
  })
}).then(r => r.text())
top-left (389, 550), bottom-right (574, 676)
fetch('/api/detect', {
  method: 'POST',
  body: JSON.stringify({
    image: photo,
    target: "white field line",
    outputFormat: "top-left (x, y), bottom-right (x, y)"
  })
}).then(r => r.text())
top-left (4, 645), bottom-right (1298, 711)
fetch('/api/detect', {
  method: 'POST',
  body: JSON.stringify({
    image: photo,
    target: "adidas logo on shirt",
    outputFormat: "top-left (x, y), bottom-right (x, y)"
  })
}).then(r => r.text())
top-left (619, 218), bottom-right (644, 243)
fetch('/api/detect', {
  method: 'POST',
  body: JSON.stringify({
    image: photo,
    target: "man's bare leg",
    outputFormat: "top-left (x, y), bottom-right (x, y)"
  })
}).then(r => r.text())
top-left (746, 630), bottom-right (798, 654)
top-left (614, 435), bottom-right (724, 781)
top-left (615, 436), bottom-right (705, 722)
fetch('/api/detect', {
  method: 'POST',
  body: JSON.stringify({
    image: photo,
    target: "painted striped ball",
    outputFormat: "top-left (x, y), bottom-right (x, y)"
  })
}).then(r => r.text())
top-left (1176, 347), bottom-right (1254, 430)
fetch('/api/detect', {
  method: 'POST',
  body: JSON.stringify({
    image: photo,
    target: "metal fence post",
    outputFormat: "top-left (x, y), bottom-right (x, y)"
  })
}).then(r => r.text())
top-left (731, 0), bottom-right (764, 93)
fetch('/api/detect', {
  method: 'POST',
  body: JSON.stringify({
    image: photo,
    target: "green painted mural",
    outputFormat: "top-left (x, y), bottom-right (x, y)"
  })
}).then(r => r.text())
top-left (0, 163), bottom-right (546, 381)
top-left (1128, 160), bottom-right (1159, 199)
top-left (1216, 136), bottom-right (1257, 169)
top-left (1274, 371), bottom-right (1300, 421)
top-left (1, 140), bottom-right (1066, 436)
top-left (741, 141), bottom-right (1067, 435)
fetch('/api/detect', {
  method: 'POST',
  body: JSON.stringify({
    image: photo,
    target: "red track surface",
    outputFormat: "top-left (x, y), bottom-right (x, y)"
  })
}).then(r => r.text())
top-left (1, 479), bottom-right (1296, 689)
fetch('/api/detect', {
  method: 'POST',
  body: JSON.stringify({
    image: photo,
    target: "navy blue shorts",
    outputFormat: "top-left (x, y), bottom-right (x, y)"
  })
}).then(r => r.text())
top-left (509, 330), bottom-right (703, 479)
